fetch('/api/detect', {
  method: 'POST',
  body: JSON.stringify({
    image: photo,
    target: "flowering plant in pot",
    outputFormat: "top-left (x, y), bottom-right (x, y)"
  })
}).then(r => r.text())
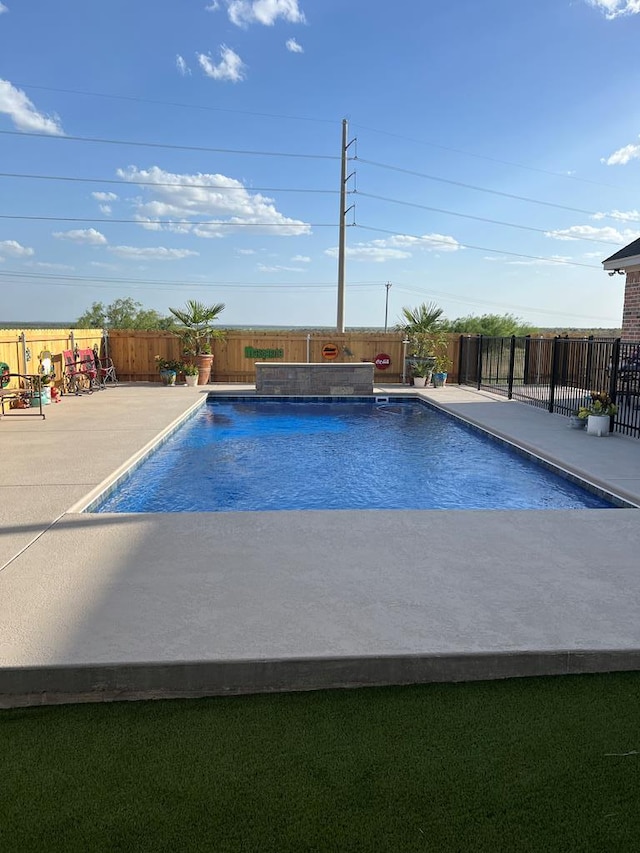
top-left (155, 356), bottom-right (181, 386)
top-left (578, 392), bottom-right (617, 436)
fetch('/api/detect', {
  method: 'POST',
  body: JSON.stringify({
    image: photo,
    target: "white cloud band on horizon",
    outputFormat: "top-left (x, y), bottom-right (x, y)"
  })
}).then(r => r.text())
top-left (0, 79), bottom-right (64, 135)
top-left (117, 164), bottom-right (311, 237)
top-left (197, 46), bottom-right (246, 82)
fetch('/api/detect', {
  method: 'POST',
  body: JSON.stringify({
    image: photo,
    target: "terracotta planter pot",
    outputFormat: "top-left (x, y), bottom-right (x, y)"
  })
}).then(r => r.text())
top-left (195, 353), bottom-right (214, 385)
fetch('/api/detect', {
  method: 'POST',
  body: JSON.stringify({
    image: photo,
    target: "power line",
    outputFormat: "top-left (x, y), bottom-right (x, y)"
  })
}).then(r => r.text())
top-left (0, 214), bottom-right (342, 228)
top-left (0, 171), bottom-right (340, 195)
top-left (356, 223), bottom-right (602, 270)
top-left (9, 82), bottom-right (339, 125)
top-left (355, 191), bottom-right (624, 246)
top-left (0, 268), bottom-right (380, 290)
top-left (0, 129), bottom-right (340, 160)
top-left (355, 157), bottom-right (615, 219)
top-left (351, 123), bottom-right (628, 192)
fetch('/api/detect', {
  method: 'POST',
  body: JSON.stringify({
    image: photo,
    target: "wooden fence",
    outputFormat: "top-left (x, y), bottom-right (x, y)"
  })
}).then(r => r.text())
top-left (0, 329), bottom-right (103, 389)
top-left (0, 328), bottom-right (463, 386)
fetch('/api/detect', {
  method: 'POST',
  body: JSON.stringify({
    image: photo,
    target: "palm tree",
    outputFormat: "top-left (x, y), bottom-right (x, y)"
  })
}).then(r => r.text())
top-left (168, 300), bottom-right (226, 355)
top-left (398, 302), bottom-right (444, 334)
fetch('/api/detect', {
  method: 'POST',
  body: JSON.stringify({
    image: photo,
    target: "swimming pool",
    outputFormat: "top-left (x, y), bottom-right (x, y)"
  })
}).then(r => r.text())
top-left (92, 397), bottom-right (616, 513)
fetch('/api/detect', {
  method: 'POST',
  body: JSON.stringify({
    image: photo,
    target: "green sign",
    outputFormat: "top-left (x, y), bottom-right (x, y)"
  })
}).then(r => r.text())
top-left (244, 346), bottom-right (284, 360)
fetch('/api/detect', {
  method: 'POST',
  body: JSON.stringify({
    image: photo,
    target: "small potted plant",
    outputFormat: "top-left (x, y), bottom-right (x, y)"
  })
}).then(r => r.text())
top-left (411, 361), bottom-right (432, 388)
top-left (155, 356), bottom-right (181, 386)
top-left (431, 353), bottom-right (452, 387)
top-left (182, 362), bottom-right (199, 387)
top-left (578, 391), bottom-right (617, 436)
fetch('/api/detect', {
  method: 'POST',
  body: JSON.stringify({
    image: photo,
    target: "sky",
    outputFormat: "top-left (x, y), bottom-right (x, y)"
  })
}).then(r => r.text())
top-left (1, 0), bottom-right (640, 329)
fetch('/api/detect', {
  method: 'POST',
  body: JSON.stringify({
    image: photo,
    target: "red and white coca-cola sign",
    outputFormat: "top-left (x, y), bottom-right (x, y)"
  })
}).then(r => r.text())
top-left (374, 353), bottom-right (391, 370)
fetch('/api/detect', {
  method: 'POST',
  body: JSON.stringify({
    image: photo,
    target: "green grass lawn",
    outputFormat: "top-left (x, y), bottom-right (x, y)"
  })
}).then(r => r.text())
top-left (2, 673), bottom-right (639, 852)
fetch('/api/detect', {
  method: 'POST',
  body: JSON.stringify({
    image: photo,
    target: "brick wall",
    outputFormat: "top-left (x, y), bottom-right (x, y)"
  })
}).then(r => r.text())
top-left (255, 363), bottom-right (375, 395)
top-left (622, 270), bottom-right (640, 342)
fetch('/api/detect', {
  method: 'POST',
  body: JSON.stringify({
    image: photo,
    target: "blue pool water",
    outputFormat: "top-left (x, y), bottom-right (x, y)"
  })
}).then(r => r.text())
top-left (92, 398), bottom-right (615, 513)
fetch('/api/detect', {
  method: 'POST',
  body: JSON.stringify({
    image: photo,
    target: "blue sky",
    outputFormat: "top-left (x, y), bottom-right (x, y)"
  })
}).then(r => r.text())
top-left (1, 0), bottom-right (640, 329)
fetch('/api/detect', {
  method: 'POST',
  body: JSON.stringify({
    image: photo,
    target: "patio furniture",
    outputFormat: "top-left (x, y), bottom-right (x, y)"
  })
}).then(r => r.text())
top-left (94, 348), bottom-right (118, 386)
top-left (0, 372), bottom-right (45, 419)
top-left (62, 349), bottom-right (102, 394)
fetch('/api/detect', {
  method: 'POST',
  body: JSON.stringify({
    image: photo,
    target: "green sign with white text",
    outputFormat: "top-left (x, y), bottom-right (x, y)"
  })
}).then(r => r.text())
top-left (244, 346), bottom-right (284, 359)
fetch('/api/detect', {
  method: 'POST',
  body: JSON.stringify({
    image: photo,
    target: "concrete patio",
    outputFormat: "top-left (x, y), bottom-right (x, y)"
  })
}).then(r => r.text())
top-left (1, 382), bottom-right (639, 707)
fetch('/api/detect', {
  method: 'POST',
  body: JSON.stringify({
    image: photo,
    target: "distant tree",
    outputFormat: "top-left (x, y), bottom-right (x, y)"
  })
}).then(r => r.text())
top-left (443, 313), bottom-right (537, 336)
top-left (75, 298), bottom-right (173, 329)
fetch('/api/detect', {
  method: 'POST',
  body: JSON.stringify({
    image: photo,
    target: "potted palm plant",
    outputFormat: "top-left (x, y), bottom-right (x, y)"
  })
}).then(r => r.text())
top-left (168, 300), bottom-right (226, 385)
top-left (578, 392), bottom-right (617, 436)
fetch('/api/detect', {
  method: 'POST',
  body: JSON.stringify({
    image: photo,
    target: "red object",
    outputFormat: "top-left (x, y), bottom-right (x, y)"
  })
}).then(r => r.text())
top-left (374, 353), bottom-right (391, 370)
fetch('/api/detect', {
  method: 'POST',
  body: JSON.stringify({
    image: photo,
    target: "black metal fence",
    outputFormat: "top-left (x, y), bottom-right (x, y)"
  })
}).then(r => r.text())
top-left (458, 335), bottom-right (640, 439)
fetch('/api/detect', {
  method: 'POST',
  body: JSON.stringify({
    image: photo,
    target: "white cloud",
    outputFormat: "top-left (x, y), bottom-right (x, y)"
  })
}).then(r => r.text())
top-left (53, 228), bottom-right (107, 245)
top-left (237, 248), bottom-right (256, 254)
top-left (26, 261), bottom-right (75, 270)
top-left (592, 209), bottom-right (640, 222)
top-left (545, 224), bottom-right (640, 243)
top-left (0, 3), bottom-right (8, 15)
top-left (218, 0), bottom-right (306, 27)
top-left (326, 245), bottom-right (412, 263)
top-left (0, 79), bottom-right (64, 135)
top-left (91, 191), bottom-right (118, 202)
top-left (197, 46), bottom-right (246, 82)
top-left (286, 38), bottom-right (303, 53)
top-left (0, 239), bottom-right (34, 257)
top-left (99, 204), bottom-right (112, 215)
top-left (291, 254), bottom-right (310, 262)
top-left (257, 262), bottom-right (305, 272)
top-left (116, 164), bottom-right (310, 237)
top-left (324, 232), bottom-right (460, 263)
top-left (176, 54), bottom-right (191, 76)
top-left (587, 0), bottom-right (640, 19)
top-left (90, 261), bottom-right (119, 269)
top-left (602, 139), bottom-right (640, 166)
top-left (108, 245), bottom-right (199, 260)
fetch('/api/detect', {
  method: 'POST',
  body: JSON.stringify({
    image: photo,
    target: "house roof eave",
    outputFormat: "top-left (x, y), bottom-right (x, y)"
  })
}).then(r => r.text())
top-left (603, 254), bottom-right (640, 271)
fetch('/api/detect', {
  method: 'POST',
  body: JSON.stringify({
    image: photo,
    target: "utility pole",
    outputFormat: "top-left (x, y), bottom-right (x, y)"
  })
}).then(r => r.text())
top-left (336, 119), bottom-right (355, 333)
top-left (384, 281), bottom-right (392, 332)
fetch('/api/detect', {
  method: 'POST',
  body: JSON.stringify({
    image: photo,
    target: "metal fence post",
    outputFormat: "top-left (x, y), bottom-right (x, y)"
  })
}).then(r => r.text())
top-left (548, 337), bottom-right (559, 413)
top-left (507, 335), bottom-right (516, 399)
top-left (476, 335), bottom-right (483, 390)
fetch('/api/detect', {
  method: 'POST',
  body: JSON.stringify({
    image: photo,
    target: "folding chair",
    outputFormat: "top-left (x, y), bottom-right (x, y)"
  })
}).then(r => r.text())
top-left (62, 349), bottom-right (100, 394)
top-left (93, 346), bottom-right (118, 386)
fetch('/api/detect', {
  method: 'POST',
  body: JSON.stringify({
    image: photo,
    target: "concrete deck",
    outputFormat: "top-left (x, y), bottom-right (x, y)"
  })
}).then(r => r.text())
top-left (1, 382), bottom-right (640, 707)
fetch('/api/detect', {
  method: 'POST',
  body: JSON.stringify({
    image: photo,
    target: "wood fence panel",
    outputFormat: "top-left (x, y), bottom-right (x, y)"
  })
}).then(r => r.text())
top-left (0, 328), bottom-right (101, 389)
top-left (2, 328), bottom-right (461, 386)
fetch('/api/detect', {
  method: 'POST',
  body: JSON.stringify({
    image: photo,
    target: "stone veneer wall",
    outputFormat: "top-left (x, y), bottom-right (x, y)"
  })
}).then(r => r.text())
top-left (255, 362), bottom-right (374, 395)
top-left (622, 270), bottom-right (640, 342)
